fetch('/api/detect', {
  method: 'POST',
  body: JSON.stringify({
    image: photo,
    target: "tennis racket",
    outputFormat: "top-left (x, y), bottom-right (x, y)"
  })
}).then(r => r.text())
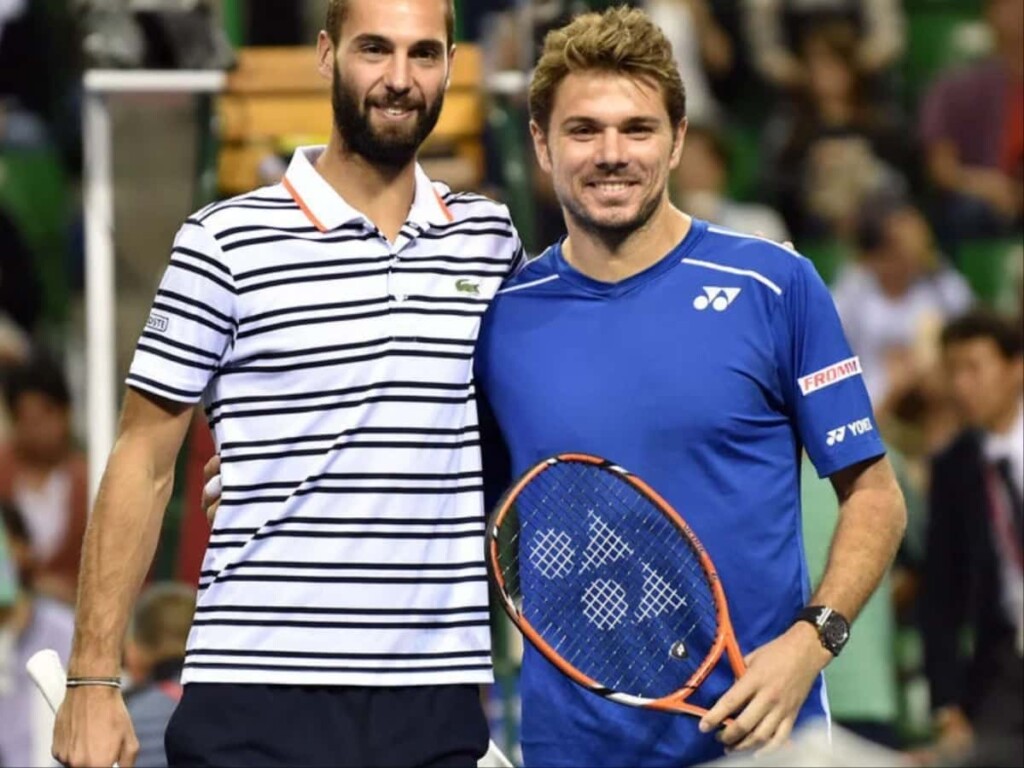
top-left (487, 453), bottom-right (747, 721)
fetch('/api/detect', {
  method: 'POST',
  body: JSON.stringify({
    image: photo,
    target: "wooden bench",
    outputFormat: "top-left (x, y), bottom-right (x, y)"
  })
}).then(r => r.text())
top-left (217, 45), bottom-right (486, 194)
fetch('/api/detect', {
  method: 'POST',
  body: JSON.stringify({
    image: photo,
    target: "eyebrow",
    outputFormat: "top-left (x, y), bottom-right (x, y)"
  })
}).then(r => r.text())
top-left (560, 116), bottom-right (662, 130)
top-left (351, 33), bottom-right (446, 55)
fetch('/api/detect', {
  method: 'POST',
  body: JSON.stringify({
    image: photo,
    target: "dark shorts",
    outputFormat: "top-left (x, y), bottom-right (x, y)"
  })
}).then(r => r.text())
top-left (164, 683), bottom-right (489, 768)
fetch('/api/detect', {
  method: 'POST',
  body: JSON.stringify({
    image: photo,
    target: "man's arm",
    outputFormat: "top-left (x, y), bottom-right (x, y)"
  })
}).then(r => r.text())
top-left (701, 455), bottom-right (906, 753)
top-left (53, 389), bottom-right (194, 768)
top-left (808, 455), bottom-right (907, 619)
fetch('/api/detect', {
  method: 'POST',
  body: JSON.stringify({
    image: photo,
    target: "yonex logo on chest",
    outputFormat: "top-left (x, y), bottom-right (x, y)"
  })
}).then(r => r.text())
top-left (693, 287), bottom-right (741, 312)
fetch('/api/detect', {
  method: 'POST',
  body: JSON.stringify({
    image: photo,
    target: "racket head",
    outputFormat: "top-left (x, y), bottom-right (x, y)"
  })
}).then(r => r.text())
top-left (487, 453), bottom-right (745, 715)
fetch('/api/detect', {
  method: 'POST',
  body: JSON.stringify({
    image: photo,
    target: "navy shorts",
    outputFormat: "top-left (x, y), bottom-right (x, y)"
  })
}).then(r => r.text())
top-left (164, 683), bottom-right (489, 767)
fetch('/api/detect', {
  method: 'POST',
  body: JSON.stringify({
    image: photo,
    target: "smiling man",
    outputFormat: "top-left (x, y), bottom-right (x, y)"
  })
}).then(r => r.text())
top-left (473, 7), bottom-right (907, 766)
top-left (50, 1), bottom-right (524, 766)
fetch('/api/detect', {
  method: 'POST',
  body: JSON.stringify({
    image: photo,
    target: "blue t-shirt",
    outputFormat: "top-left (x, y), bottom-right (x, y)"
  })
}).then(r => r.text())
top-left (474, 220), bottom-right (886, 767)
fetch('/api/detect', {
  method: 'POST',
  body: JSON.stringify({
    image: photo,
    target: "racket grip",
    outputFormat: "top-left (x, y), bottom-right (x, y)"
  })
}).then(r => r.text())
top-left (25, 649), bottom-right (67, 712)
top-left (478, 739), bottom-right (514, 767)
top-left (25, 649), bottom-right (120, 768)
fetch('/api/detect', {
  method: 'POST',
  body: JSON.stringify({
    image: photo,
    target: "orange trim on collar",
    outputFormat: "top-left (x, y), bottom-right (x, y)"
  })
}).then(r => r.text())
top-left (283, 176), bottom-right (329, 233)
top-left (433, 189), bottom-right (454, 223)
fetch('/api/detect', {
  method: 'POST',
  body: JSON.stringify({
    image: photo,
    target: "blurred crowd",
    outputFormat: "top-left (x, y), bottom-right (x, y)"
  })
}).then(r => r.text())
top-left (0, 1), bottom-right (1021, 766)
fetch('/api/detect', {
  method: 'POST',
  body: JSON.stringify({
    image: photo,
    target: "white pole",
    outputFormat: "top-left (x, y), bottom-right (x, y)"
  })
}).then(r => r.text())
top-left (81, 70), bottom-right (227, 503)
top-left (83, 89), bottom-right (116, 505)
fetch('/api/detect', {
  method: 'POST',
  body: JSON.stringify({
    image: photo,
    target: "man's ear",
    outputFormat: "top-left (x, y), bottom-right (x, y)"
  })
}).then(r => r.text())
top-left (444, 44), bottom-right (456, 92)
top-left (530, 120), bottom-right (553, 175)
top-left (316, 30), bottom-right (334, 81)
top-left (669, 117), bottom-right (688, 170)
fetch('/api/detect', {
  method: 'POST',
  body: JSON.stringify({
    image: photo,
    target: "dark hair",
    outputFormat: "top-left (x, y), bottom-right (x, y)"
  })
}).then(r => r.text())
top-left (2, 354), bottom-right (71, 415)
top-left (686, 123), bottom-right (731, 172)
top-left (0, 500), bottom-right (30, 545)
top-left (854, 188), bottom-right (911, 252)
top-left (326, 0), bottom-right (455, 47)
top-left (131, 583), bottom-right (196, 658)
top-left (941, 309), bottom-right (1024, 359)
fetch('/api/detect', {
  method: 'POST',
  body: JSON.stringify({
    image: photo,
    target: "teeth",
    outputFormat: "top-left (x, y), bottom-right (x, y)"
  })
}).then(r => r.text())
top-left (593, 182), bottom-right (631, 190)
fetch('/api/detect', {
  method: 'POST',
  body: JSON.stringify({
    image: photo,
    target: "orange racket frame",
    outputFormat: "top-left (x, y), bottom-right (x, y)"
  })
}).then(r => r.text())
top-left (487, 453), bottom-right (747, 720)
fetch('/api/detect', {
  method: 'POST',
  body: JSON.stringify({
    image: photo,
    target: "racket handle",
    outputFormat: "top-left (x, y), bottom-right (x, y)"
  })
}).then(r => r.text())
top-left (478, 739), bottom-right (514, 767)
top-left (25, 649), bottom-right (120, 768)
top-left (26, 649), bottom-right (67, 712)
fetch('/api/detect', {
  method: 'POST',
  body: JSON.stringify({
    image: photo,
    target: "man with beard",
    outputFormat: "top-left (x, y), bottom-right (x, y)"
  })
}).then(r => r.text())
top-left (50, 1), bottom-right (523, 766)
top-left (472, 7), bottom-right (906, 765)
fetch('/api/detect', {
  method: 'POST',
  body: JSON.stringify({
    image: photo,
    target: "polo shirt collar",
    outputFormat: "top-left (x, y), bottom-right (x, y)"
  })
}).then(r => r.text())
top-left (282, 145), bottom-right (453, 232)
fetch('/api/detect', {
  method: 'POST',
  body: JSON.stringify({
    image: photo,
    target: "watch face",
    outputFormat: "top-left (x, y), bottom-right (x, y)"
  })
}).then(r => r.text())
top-left (822, 617), bottom-right (849, 650)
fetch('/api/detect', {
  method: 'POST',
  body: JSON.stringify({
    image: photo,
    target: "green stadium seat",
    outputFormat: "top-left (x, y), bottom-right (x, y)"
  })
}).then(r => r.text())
top-left (957, 238), bottom-right (1023, 309)
top-left (489, 99), bottom-right (539, 253)
top-left (0, 147), bottom-right (71, 325)
top-left (904, 0), bottom-right (989, 103)
top-left (801, 239), bottom-right (852, 287)
top-left (725, 123), bottom-right (762, 203)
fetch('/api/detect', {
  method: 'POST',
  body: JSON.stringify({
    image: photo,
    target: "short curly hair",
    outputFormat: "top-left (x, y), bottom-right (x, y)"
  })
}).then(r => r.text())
top-left (529, 5), bottom-right (686, 131)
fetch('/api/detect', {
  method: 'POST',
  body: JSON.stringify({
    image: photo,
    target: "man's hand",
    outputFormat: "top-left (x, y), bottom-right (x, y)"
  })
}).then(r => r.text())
top-left (53, 686), bottom-right (139, 767)
top-left (202, 453), bottom-right (222, 524)
top-left (699, 623), bottom-right (831, 755)
top-left (906, 706), bottom-right (975, 766)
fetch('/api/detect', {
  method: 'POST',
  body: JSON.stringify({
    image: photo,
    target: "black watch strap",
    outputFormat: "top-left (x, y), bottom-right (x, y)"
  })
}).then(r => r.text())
top-left (796, 605), bottom-right (850, 656)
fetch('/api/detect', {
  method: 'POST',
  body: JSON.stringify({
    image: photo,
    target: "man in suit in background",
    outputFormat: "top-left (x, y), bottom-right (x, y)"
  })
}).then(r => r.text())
top-left (922, 309), bottom-right (1023, 768)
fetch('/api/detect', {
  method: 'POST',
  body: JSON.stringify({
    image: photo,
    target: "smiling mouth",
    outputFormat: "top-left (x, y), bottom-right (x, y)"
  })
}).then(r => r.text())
top-left (371, 104), bottom-right (419, 121)
top-left (586, 180), bottom-right (639, 193)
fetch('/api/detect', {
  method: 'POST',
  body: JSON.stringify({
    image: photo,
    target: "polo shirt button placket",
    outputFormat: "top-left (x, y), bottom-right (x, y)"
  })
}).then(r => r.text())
top-left (387, 250), bottom-right (411, 337)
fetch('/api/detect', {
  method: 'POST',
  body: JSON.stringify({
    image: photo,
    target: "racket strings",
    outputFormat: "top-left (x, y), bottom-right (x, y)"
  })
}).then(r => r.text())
top-left (497, 460), bottom-right (722, 699)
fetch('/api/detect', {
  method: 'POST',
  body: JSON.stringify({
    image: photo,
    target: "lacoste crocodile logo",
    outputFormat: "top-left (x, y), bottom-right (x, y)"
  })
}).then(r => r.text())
top-left (455, 279), bottom-right (480, 295)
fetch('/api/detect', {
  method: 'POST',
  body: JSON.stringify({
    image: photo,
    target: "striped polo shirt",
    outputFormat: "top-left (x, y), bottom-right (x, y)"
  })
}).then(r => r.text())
top-left (127, 146), bottom-right (524, 686)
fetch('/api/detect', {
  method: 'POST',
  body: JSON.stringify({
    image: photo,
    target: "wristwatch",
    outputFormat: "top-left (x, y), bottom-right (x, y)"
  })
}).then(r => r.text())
top-left (796, 605), bottom-right (850, 657)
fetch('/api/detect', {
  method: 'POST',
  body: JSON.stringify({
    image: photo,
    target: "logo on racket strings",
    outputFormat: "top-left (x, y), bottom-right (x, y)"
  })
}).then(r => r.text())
top-left (670, 641), bottom-right (689, 660)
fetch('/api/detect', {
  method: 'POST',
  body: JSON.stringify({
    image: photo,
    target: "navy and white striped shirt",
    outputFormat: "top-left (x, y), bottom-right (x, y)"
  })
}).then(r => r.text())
top-left (127, 146), bottom-right (524, 686)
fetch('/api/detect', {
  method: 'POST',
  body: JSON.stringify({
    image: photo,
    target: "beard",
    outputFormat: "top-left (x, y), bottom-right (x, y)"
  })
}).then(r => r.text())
top-left (559, 184), bottom-right (664, 243)
top-left (331, 61), bottom-right (444, 168)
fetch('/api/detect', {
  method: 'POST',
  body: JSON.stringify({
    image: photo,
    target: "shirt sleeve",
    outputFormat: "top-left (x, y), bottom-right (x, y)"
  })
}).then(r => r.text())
top-left (126, 220), bottom-right (237, 404)
top-left (776, 256), bottom-right (886, 478)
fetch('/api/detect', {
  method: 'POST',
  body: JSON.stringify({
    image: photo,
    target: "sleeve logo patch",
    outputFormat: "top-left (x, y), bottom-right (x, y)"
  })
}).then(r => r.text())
top-left (799, 356), bottom-right (861, 396)
top-left (827, 418), bottom-right (873, 447)
top-left (146, 312), bottom-right (169, 334)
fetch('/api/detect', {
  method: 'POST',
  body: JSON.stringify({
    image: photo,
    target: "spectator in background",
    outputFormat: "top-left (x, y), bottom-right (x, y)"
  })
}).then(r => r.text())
top-left (919, 0), bottom-right (1024, 249)
top-left (921, 310), bottom-right (1023, 768)
top-left (741, 0), bottom-right (904, 93)
top-left (671, 122), bottom-right (790, 242)
top-left (832, 190), bottom-right (973, 409)
top-left (645, 0), bottom-right (734, 126)
top-left (0, 355), bottom-right (87, 605)
top-left (0, 0), bottom-right (80, 166)
top-left (762, 20), bottom-right (910, 240)
top-left (123, 583), bottom-right (195, 768)
top-left (0, 501), bottom-right (76, 768)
